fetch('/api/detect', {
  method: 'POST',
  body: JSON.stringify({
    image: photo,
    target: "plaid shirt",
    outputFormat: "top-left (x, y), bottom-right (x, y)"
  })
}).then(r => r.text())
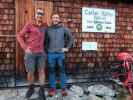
top-left (17, 22), bottom-right (47, 53)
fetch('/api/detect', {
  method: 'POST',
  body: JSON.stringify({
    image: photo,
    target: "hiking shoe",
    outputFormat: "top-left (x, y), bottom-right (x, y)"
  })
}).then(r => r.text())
top-left (38, 86), bottom-right (46, 100)
top-left (49, 88), bottom-right (56, 97)
top-left (25, 85), bottom-right (34, 99)
top-left (61, 88), bottom-right (67, 96)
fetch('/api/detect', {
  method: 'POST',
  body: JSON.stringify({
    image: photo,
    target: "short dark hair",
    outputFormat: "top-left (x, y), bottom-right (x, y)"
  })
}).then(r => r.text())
top-left (51, 12), bottom-right (60, 18)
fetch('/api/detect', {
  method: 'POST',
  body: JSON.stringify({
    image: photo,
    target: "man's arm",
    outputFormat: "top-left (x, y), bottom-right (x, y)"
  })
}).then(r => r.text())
top-left (17, 23), bottom-right (30, 50)
top-left (64, 27), bottom-right (73, 49)
top-left (44, 28), bottom-right (49, 52)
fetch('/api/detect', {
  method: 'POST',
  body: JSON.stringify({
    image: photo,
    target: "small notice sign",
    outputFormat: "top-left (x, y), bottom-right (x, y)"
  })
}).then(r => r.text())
top-left (82, 42), bottom-right (97, 51)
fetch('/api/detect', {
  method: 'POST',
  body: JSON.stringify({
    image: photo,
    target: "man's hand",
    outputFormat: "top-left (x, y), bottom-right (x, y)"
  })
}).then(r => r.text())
top-left (61, 48), bottom-right (69, 52)
top-left (25, 47), bottom-right (32, 54)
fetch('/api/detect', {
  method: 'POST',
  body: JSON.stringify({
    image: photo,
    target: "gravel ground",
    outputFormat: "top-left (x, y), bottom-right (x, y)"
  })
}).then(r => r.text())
top-left (0, 84), bottom-right (131, 100)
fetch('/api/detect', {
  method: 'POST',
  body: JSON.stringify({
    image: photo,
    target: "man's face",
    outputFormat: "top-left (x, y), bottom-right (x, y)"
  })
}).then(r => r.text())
top-left (35, 14), bottom-right (43, 22)
top-left (51, 14), bottom-right (60, 25)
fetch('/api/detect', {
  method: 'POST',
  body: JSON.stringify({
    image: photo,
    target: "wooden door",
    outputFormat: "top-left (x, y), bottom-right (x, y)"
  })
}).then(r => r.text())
top-left (15, 0), bottom-right (53, 74)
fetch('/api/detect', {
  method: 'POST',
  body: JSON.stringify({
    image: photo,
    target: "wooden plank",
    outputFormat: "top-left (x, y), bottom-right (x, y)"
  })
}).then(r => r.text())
top-left (15, 0), bottom-right (20, 73)
top-left (15, 0), bottom-right (27, 73)
top-left (0, 35), bottom-right (16, 37)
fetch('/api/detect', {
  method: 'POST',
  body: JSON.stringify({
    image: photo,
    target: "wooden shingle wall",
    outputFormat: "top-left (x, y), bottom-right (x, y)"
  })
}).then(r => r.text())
top-left (0, 0), bottom-right (15, 72)
top-left (0, 0), bottom-right (133, 83)
top-left (53, 0), bottom-right (133, 82)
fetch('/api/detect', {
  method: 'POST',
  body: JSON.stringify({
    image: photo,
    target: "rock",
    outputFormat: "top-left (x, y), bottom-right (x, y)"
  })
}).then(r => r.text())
top-left (0, 84), bottom-right (123, 100)
top-left (47, 96), bottom-right (58, 100)
top-left (63, 90), bottom-right (80, 100)
top-left (17, 88), bottom-right (38, 99)
top-left (103, 96), bottom-right (116, 100)
top-left (88, 84), bottom-right (116, 97)
top-left (88, 94), bottom-right (103, 100)
top-left (0, 95), bottom-right (6, 100)
top-left (80, 94), bottom-right (91, 100)
top-left (70, 85), bottom-right (84, 97)
top-left (6, 96), bottom-right (25, 100)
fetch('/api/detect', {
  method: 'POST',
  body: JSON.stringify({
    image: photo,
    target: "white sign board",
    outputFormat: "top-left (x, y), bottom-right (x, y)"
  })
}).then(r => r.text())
top-left (82, 7), bottom-right (115, 33)
top-left (82, 42), bottom-right (97, 51)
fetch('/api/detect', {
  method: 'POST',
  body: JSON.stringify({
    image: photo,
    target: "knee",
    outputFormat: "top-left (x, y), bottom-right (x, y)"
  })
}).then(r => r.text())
top-left (38, 69), bottom-right (45, 75)
top-left (60, 66), bottom-right (65, 73)
top-left (49, 66), bottom-right (55, 73)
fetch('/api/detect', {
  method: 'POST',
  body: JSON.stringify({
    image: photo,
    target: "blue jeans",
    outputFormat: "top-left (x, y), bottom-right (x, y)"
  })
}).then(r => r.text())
top-left (48, 52), bottom-right (66, 89)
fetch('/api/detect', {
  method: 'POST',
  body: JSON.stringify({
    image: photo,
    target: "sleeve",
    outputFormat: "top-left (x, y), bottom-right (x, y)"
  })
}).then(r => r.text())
top-left (17, 23), bottom-right (30, 50)
top-left (64, 27), bottom-right (74, 48)
top-left (44, 28), bottom-right (49, 51)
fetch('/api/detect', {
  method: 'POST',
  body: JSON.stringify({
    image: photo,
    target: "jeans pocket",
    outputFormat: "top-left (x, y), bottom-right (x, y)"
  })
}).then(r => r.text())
top-left (24, 53), bottom-right (32, 60)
